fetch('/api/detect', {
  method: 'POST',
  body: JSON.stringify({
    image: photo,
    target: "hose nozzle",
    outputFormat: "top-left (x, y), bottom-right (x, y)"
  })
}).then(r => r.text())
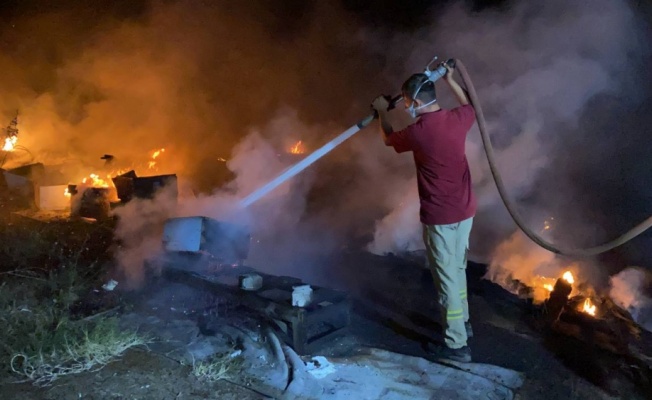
top-left (424, 57), bottom-right (456, 83)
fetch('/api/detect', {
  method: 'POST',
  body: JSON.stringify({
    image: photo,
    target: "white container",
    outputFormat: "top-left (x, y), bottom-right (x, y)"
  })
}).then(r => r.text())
top-left (292, 284), bottom-right (313, 307)
top-left (102, 279), bottom-right (118, 291)
top-left (161, 216), bottom-right (250, 263)
top-left (163, 216), bottom-right (204, 252)
top-left (36, 185), bottom-right (71, 211)
top-left (239, 273), bottom-right (263, 291)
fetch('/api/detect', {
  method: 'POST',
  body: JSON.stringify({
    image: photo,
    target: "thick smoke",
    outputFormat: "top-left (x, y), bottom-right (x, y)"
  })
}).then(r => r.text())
top-left (609, 267), bottom-right (652, 331)
top-left (364, 0), bottom-right (651, 293)
top-left (1, 1), bottom-right (650, 292)
top-left (367, 178), bottom-right (421, 254)
top-left (113, 184), bottom-right (178, 288)
top-left (0, 0), bottom-right (375, 284)
top-left (112, 107), bottom-right (324, 286)
top-left (0, 1), bottom-right (375, 186)
top-left (369, 0), bottom-right (648, 253)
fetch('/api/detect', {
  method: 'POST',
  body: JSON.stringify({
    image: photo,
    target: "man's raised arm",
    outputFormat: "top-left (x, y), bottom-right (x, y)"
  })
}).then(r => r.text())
top-left (443, 64), bottom-right (469, 106)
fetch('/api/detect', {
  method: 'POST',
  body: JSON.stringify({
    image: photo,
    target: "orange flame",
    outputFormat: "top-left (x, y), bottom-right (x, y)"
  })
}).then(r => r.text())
top-left (110, 168), bottom-right (131, 177)
top-left (562, 271), bottom-right (575, 285)
top-left (582, 298), bottom-right (597, 316)
top-left (148, 148), bottom-right (165, 169)
top-left (532, 271), bottom-right (574, 302)
top-left (81, 173), bottom-right (110, 188)
top-left (64, 188), bottom-right (71, 197)
top-left (289, 141), bottom-right (305, 154)
top-left (2, 136), bottom-right (17, 152)
top-left (525, 275), bottom-right (559, 302)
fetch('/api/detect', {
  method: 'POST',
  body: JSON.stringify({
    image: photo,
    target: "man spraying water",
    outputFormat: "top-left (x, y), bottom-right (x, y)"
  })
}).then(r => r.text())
top-left (371, 62), bottom-right (477, 363)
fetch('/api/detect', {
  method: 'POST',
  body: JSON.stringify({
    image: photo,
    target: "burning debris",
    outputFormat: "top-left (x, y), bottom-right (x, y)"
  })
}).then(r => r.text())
top-left (561, 271), bottom-right (574, 285)
top-left (112, 170), bottom-right (178, 203)
top-left (2, 114), bottom-right (19, 153)
top-left (65, 169), bottom-right (178, 220)
top-left (533, 268), bottom-right (652, 369)
top-left (1, 131), bottom-right (177, 222)
top-left (0, 114), bottom-right (33, 172)
top-left (2, 136), bottom-right (17, 152)
top-left (69, 186), bottom-right (113, 220)
top-left (483, 262), bottom-right (652, 392)
top-left (82, 173), bottom-right (111, 188)
top-left (582, 297), bottom-right (597, 317)
top-left (524, 269), bottom-right (602, 323)
top-left (3, 119), bottom-right (180, 220)
top-left (0, 147), bottom-right (172, 221)
top-left (488, 255), bottom-right (650, 369)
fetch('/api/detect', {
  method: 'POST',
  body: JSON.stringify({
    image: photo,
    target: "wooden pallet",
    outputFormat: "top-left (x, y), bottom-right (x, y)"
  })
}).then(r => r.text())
top-left (160, 264), bottom-right (350, 355)
top-left (252, 282), bottom-right (350, 355)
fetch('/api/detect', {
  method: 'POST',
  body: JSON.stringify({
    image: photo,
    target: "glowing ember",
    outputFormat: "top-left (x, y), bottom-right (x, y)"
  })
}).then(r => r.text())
top-left (82, 173), bottom-right (110, 188)
top-left (289, 141), bottom-right (305, 154)
top-left (562, 271), bottom-right (575, 285)
top-left (148, 148), bottom-right (166, 169)
top-left (2, 135), bottom-right (17, 152)
top-left (582, 298), bottom-right (597, 316)
top-left (543, 284), bottom-right (554, 292)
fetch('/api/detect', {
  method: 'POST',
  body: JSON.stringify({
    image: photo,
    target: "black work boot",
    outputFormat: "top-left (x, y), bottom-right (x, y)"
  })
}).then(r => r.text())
top-left (465, 321), bottom-right (473, 338)
top-left (428, 344), bottom-right (472, 363)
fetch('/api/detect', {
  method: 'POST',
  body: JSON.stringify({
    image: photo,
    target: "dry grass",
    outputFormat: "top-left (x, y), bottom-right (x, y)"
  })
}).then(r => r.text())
top-left (0, 223), bottom-right (148, 387)
top-left (0, 277), bottom-right (149, 387)
top-left (9, 318), bottom-right (148, 386)
top-left (192, 351), bottom-right (244, 382)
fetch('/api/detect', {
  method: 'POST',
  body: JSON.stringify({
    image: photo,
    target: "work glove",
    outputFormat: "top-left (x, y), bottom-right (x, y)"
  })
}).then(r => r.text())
top-left (371, 95), bottom-right (390, 112)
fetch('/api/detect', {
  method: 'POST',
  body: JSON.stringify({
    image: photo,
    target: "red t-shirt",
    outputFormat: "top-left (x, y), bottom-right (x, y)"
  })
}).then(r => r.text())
top-left (386, 104), bottom-right (477, 225)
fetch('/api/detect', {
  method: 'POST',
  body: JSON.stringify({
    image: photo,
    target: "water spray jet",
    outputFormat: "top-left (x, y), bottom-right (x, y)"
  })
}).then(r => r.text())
top-left (238, 57), bottom-right (454, 209)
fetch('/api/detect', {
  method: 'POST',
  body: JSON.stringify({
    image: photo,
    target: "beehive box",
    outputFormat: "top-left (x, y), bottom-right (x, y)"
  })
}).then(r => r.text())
top-left (36, 185), bottom-right (70, 211)
top-left (162, 216), bottom-right (250, 264)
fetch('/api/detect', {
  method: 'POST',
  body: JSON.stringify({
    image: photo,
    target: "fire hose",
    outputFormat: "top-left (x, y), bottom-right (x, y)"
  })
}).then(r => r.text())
top-left (453, 58), bottom-right (652, 257)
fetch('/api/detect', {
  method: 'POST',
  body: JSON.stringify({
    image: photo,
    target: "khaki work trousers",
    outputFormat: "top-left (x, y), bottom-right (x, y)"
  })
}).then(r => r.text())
top-left (423, 217), bottom-right (473, 349)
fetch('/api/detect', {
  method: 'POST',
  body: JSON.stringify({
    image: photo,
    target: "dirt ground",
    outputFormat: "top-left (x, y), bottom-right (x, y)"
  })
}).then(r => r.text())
top-left (0, 259), bottom-right (649, 400)
top-left (0, 350), bottom-right (267, 400)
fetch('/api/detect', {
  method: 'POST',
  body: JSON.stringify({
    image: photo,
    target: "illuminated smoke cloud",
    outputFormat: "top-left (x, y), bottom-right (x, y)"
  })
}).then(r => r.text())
top-left (609, 267), bottom-right (652, 332)
top-left (1, 1), bottom-right (649, 289)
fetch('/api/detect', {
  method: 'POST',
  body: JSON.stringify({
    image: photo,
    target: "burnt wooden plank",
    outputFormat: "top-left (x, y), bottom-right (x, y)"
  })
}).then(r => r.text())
top-left (160, 264), bottom-right (351, 355)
